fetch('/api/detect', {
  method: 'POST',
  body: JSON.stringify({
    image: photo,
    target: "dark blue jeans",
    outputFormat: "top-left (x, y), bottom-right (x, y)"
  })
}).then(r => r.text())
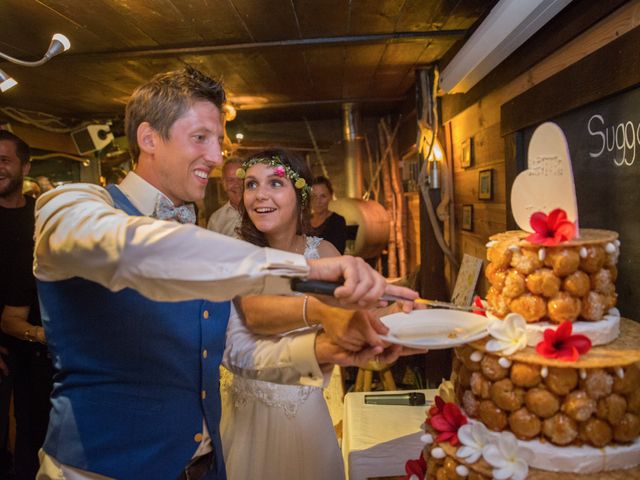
top-left (0, 335), bottom-right (14, 478)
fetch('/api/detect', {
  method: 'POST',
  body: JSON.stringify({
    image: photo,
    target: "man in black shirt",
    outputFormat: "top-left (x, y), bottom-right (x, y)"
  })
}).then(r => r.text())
top-left (0, 130), bottom-right (54, 479)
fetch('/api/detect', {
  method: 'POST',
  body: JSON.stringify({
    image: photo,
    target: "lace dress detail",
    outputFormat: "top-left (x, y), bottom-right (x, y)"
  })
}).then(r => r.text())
top-left (226, 375), bottom-right (314, 418)
top-left (304, 235), bottom-right (322, 260)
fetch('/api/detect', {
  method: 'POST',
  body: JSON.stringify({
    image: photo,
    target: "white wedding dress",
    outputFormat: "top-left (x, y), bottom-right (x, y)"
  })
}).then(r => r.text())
top-left (220, 236), bottom-right (345, 480)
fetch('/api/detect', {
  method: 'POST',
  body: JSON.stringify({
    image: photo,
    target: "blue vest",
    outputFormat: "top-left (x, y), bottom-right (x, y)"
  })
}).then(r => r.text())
top-left (38, 185), bottom-right (230, 479)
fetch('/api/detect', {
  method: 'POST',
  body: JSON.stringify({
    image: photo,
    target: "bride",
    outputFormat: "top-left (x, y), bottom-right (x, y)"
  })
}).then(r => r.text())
top-left (220, 149), bottom-right (404, 479)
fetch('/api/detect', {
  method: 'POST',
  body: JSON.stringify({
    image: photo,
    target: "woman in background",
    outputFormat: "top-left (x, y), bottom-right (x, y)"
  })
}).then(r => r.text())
top-left (310, 176), bottom-right (347, 254)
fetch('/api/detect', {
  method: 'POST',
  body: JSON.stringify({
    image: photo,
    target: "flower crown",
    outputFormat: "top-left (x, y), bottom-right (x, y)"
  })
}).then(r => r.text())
top-left (235, 155), bottom-right (312, 205)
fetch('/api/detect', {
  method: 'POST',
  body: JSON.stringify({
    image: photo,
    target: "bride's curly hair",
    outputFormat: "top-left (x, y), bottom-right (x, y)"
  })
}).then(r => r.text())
top-left (236, 148), bottom-right (313, 247)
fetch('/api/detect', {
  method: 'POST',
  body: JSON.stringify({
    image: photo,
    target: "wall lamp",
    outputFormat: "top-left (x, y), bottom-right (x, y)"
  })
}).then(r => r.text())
top-left (0, 33), bottom-right (71, 67)
top-left (0, 33), bottom-right (71, 92)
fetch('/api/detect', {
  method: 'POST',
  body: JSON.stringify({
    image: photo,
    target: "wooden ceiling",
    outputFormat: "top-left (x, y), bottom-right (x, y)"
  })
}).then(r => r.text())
top-left (0, 0), bottom-right (495, 125)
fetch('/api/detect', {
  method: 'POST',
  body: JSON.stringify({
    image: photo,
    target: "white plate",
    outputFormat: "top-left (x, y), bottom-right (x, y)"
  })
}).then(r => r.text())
top-left (379, 309), bottom-right (491, 349)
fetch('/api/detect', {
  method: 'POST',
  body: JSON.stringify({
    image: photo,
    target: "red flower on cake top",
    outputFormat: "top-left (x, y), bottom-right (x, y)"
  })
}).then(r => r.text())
top-left (536, 321), bottom-right (591, 361)
top-left (427, 396), bottom-right (468, 446)
top-left (526, 208), bottom-right (576, 246)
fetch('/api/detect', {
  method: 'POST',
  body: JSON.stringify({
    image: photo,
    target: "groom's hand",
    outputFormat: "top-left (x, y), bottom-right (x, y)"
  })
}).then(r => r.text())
top-left (306, 256), bottom-right (418, 309)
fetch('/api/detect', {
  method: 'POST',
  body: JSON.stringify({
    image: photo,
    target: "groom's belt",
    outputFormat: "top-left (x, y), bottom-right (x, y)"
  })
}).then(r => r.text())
top-left (178, 450), bottom-right (215, 480)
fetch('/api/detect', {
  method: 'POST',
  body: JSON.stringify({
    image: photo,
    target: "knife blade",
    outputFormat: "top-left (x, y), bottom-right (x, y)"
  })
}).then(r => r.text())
top-left (290, 279), bottom-right (486, 312)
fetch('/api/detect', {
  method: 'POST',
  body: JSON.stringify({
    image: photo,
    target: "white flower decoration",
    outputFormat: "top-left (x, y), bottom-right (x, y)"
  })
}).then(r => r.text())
top-left (482, 431), bottom-right (529, 480)
top-left (456, 422), bottom-right (490, 464)
top-left (485, 313), bottom-right (528, 356)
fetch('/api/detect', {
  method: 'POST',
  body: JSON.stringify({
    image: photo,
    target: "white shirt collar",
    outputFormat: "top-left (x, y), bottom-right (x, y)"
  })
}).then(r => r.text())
top-left (117, 171), bottom-right (170, 216)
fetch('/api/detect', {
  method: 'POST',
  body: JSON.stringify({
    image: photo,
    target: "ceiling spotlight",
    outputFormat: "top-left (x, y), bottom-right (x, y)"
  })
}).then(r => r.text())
top-left (45, 34), bottom-right (71, 61)
top-left (0, 33), bottom-right (71, 67)
top-left (235, 133), bottom-right (244, 143)
top-left (0, 68), bottom-right (17, 92)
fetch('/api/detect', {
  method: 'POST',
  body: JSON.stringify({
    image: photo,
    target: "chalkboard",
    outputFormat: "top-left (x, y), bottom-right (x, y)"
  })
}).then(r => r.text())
top-left (520, 87), bottom-right (640, 319)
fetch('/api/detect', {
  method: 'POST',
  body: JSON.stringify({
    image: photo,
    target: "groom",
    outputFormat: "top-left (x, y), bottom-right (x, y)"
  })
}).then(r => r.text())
top-left (34, 66), bottom-right (417, 480)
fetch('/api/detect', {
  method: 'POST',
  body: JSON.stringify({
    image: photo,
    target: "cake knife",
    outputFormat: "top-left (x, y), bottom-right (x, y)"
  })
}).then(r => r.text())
top-left (290, 279), bottom-right (486, 312)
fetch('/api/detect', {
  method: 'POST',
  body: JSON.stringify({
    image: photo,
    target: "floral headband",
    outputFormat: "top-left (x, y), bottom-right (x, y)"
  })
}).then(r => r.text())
top-left (236, 155), bottom-right (312, 205)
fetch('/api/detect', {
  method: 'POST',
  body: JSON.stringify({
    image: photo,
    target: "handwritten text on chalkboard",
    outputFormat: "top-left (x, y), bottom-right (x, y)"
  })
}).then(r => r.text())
top-left (587, 114), bottom-right (638, 167)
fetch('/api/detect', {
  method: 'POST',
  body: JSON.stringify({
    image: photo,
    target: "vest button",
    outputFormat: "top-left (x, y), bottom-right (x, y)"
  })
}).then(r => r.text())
top-left (203, 310), bottom-right (209, 319)
top-left (194, 433), bottom-right (203, 443)
top-left (201, 390), bottom-right (207, 400)
top-left (202, 349), bottom-right (208, 359)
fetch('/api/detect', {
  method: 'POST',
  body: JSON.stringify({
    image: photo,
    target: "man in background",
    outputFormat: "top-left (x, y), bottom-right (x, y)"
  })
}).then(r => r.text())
top-left (0, 130), bottom-right (53, 479)
top-left (207, 157), bottom-right (242, 237)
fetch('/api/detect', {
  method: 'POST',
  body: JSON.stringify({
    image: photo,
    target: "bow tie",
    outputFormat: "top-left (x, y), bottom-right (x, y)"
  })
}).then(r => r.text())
top-left (153, 196), bottom-right (197, 224)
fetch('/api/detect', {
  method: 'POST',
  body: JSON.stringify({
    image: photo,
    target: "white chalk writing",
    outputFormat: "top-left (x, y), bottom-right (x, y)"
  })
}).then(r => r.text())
top-left (587, 114), bottom-right (638, 167)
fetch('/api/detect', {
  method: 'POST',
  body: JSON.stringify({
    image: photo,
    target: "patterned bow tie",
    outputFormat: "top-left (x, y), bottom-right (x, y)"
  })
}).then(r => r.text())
top-left (153, 196), bottom-right (197, 224)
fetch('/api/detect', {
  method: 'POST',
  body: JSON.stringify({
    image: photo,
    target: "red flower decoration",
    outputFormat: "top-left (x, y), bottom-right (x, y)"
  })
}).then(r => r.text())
top-left (403, 452), bottom-right (427, 479)
top-left (427, 396), bottom-right (467, 446)
top-left (473, 295), bottom-right (486, 317)
top-left (428, 395), bottom-right (445, 418)
top-left (526, 208), bottom-right (576, 246)
top-left (273, 166), bottom-right (286, 177)
top-left (536, 321), bottom-right (591, 361)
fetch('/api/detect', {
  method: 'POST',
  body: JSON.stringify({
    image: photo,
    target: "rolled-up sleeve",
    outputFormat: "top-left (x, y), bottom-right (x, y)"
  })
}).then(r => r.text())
top-left (34, 183), bottom-right (309, 303)
top-left (222, 303), bottom-right (328, 387)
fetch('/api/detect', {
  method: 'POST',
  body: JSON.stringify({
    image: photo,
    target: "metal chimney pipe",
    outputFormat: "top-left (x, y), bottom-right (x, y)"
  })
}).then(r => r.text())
top-left (342, 103), bottom-right (364, 198)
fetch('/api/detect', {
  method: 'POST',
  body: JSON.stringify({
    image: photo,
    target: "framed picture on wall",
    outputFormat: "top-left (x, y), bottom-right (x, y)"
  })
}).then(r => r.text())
top-left (461, 137), bottom-right (474, 168)
top-left (462, 204), bottom-right (473, 231)
top-left (478, 169), bottom-right (493, 200)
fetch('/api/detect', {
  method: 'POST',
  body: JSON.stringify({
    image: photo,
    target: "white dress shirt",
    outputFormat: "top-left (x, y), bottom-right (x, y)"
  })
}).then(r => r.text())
top-left (207, 201), bottom-right (242, 238)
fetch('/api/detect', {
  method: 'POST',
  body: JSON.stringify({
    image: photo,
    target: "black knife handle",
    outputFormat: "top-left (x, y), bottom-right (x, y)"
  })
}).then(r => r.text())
top-left (290, 278), bottom-right (342, 296)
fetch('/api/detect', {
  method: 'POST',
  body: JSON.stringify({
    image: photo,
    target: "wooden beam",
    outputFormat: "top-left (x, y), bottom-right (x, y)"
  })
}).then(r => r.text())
top-left (10, 123), bottom-right (77, 155)
top-left (501, 26), bottom-right (640, 136)
top-left (60, 31), bottom-right (468, 61)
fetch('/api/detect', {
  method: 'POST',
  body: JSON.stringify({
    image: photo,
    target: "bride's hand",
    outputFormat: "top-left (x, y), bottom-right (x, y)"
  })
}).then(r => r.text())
top-left (314, 332), bottom-right (427, 368)
top-left (312, 305), bottom-right (385, 352)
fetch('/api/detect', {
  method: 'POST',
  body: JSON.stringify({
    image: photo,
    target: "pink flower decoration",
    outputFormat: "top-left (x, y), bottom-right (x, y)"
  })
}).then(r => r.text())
top-left (526, 208), bottom-right (576, 246)
top-left (403, 452), bottom-right (427, 479)
top-left (274, 166), bottom-right (286, 177)
top-left (536, 321), bottom-right (591, 361)
top-left (427, 396), bottom-right (468, 446)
